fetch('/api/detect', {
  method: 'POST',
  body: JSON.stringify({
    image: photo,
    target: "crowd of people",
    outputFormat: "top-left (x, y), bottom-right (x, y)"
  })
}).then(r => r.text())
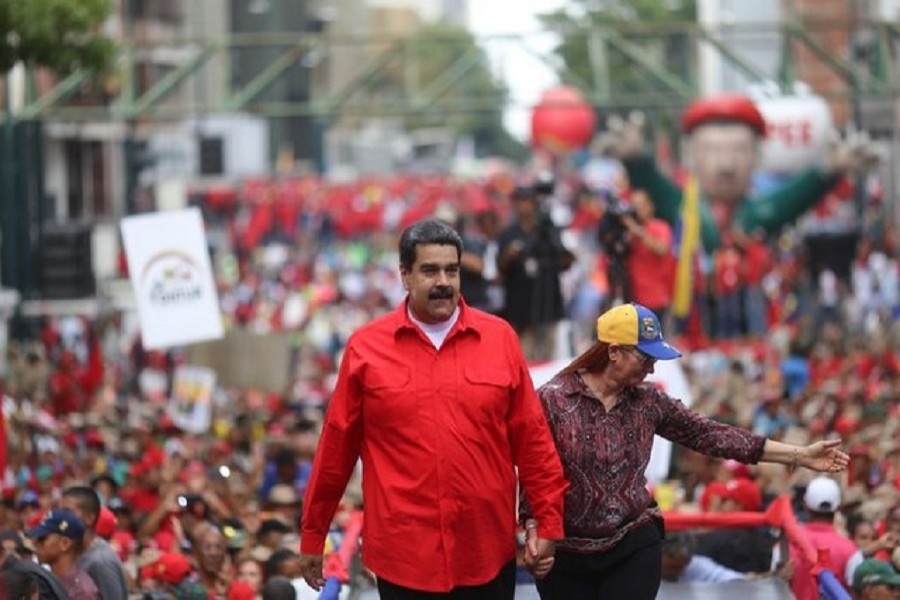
top-left (0, 162), bottom-right (896, 599)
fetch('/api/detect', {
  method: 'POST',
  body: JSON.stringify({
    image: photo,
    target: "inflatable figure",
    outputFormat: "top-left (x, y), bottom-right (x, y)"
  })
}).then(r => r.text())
top-left (600, 94), bottom-right (879, 319)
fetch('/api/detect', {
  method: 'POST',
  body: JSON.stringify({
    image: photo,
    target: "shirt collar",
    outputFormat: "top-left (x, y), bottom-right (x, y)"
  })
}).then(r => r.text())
top-left (389, 296), bottom-right (479, 338)
top-left (558, 371), bottom-right (641, 403)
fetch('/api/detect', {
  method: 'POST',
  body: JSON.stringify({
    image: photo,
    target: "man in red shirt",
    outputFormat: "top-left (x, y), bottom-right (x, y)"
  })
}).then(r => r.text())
top-left (783, 477), bottom-right (858, 599)
top-left (738, 229), bottom-right (771, 337)
top-left (623, 188), bottom-right (674, 323)
top-left (299, 219), bottom-right (568, 598)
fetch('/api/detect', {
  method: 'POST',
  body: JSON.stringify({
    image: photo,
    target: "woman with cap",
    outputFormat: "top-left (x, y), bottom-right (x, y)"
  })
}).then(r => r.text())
top-left (521, 302), bottom-right (850, 599)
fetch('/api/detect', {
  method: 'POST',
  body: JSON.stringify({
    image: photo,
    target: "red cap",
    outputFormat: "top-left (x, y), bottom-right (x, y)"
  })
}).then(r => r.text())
top-left (701, 478), bottom-right (762, 512)
top-left (227, 580), bottom-right (257, 600)
top-left (700, 481), bottom-right (727, 512)
top-left (722, 459), bottom-right (752, 480)
top-left (719, 478), bottom-right (762, 511)
top-left (142, 552), bottom-right (192, 585)
top-left (95, 506), bottom-right (117, 539)
top-left (85, 429), bottom-right (105, 449)
top-left (681, 94), bottom-right (766, 136)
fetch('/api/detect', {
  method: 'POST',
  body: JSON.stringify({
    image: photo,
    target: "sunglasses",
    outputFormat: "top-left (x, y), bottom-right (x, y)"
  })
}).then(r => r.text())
top-left (624, 346), bottom-right (656, 367)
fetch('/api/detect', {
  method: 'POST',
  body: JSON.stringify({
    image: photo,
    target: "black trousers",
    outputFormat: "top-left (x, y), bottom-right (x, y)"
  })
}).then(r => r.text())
top-left (377, 560), bottom-right (516, 600)
top-left (535, 519), bottom-right (663, 600)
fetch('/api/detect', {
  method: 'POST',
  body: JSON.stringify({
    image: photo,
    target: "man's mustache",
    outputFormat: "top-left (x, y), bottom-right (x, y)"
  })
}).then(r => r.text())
top-left (429, 287), bottom-right (454, 299)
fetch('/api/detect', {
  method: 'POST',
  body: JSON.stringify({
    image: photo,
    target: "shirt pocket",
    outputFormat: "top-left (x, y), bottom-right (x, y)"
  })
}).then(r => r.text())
top-left (461, 365), bottom-right (511, 426)
top-left (364, 366), bottom-right (415, 427)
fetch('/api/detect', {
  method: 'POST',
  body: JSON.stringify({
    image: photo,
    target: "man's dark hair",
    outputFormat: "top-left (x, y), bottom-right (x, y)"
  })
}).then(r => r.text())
top-left (261, 575), bottom-right (296, 600)
top-left (661, 531), bottom-right (697, 558)
top-left (398, 219), bottom-right (462, 271)
top-left (2, 568), bottom-right (39, 600)
top-left (264, 549), bottom-right (299, 580)
top-left (257, 519), bottom-right (291, 540)
top-left (62, 486), bottom-right (101, 525)
top-left (273, 447), bottom-right (297, 469)
top-left (2, 556), bottom-right (70, 600)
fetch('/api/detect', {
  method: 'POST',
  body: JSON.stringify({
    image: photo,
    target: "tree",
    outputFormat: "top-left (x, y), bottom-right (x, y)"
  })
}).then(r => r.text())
top-left (0, 0), bottom-right (115, 75)
top-left (539, 0), bottom-right (696, 101)
top-left (382, 23), bottom-right (527, 161)
top-left (0, 0), bottom-right (114, 297)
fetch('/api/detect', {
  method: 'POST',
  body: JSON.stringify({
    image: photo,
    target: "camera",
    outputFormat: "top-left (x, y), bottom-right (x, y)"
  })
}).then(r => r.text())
top-left (533, 171), bottom-right (555, 196)
top-left (176, 494), bottom-right (204, 513)
top-left (598, 191), bottom-right (637, 259)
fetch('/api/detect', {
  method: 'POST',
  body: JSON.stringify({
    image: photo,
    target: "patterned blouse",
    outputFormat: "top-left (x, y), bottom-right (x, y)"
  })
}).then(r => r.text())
top-left (521, 371), bottom-right (766, 553)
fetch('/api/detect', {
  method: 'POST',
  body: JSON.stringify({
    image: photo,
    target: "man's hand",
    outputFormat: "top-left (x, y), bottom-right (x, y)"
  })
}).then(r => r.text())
top-left (594, 112), bottom-right (646, 160)
top-left (523, 526), bottom-right (556, 580)
top-left (823, 130), bottom-right (882, 175)
top-left (298, 553), bottom-right (326, 591)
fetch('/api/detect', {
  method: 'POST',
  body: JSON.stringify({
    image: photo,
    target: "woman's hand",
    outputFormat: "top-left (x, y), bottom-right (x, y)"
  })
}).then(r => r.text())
top-left (800, 439), bottom-right (850, 473)
top-left (523, 524), bottom-right (556, 580)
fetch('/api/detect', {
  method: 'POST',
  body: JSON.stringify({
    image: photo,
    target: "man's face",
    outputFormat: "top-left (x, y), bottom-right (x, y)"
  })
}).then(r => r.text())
top-left (34, 533), bottom-right (68, 565)
top-left (689, 123), bottom-right (758, 207)
top-left (196, 529), bottom-right (227, 574)
top-left (401, 244), bottom-right (461, 324)
top-left (860, 583), bottom-right (900, 599)
top-left (631, 189), bottom-right (654, 222)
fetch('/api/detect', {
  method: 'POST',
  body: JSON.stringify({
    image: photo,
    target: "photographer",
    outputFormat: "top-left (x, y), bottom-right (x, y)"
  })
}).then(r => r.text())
top-left (622, 189), bottom-right (674, 324)
top-left (498, 184), bottom-right (575, 362)
top-left (598, 188), bottom-right (673, 321)
top-left (597, 190), bottom-right (636, 307)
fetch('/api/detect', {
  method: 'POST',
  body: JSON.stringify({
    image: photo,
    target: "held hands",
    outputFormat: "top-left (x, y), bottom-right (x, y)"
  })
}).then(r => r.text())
top-left (523, 522), bottom-right (556, 580)
top-left (298, 553), bottom-right (326, 591)
top-left (798, 439), bottom-right (850, 473)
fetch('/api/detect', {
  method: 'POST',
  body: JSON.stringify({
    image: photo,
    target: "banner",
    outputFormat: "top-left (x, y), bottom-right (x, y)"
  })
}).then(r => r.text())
top-left (185, 330), bottom-right (292, 393)
top-left (121, 208), bottom-right (223, 350)
top-left (168, 365), bottom-right (217, 434)
top-left (529, 358), bottom-right (692, 485)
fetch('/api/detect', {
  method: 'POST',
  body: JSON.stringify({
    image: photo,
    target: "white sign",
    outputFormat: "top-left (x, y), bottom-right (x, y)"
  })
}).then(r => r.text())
top-left (756, 93), bottom-right (833, 175)
top-left (529, 358), bottom-right (693, 486)
top-left (121, 208), bottom-right (223, 350)
top-left (168, 365), bottom-right (216, 434)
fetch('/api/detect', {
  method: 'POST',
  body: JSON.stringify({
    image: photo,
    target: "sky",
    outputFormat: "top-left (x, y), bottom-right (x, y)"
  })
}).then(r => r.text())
top-left (467, 0), bottom-right (567, 141)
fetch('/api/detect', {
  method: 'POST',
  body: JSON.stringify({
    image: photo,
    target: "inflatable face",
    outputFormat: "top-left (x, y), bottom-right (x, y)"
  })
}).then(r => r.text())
top-left (687, 122), bottom-right (758, 208)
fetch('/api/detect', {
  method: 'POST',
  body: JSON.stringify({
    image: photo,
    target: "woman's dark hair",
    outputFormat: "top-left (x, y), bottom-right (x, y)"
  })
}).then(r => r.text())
top-left (398, 219), bottom-right (462, 271)
top-left (0, 569), bottom-right (39, 600)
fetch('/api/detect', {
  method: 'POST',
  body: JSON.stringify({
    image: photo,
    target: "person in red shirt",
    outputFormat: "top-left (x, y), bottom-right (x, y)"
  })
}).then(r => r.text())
top-left (298, 219), bottom-right (568, 598)
top-left (713, 232), bottom-right (745, 338)
top-left (623, 188), bottom-right (674, 324)
top-left (526, 302), bottom-right (850, 599)
top-left (738, 228), bottom-right (772, 337)
top-left (781, 477), bottom-right (859, 599)
top-left (47, 332), bottom-right (104, 416)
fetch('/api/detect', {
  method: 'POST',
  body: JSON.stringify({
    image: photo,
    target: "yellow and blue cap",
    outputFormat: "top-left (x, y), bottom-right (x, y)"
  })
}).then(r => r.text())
top-left (597, 303), bottom-right (681, 360)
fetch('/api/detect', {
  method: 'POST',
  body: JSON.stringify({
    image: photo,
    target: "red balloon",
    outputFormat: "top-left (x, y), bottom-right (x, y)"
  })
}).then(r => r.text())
top-left (531, 86), bottom-right (596, 155)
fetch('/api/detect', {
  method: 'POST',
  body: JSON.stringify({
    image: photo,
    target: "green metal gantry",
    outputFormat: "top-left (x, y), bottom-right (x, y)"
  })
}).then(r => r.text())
top-left (6, 19), bottom-right (900, 123)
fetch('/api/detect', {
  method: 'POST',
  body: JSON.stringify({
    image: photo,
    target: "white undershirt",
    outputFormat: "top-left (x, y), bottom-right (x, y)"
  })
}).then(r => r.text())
top-left (408, 305), bottom-right (460, 349)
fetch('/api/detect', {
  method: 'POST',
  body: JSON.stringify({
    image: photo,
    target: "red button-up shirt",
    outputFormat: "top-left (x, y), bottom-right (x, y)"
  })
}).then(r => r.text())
top-left (301, 300), bottom-right (567, 591)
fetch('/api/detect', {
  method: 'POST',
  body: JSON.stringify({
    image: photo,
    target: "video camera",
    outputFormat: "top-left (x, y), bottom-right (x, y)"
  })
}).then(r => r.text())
top-left (533, 170), bottom-right (555, 196)
top-left (597, 190), bottom-right (636, 259)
